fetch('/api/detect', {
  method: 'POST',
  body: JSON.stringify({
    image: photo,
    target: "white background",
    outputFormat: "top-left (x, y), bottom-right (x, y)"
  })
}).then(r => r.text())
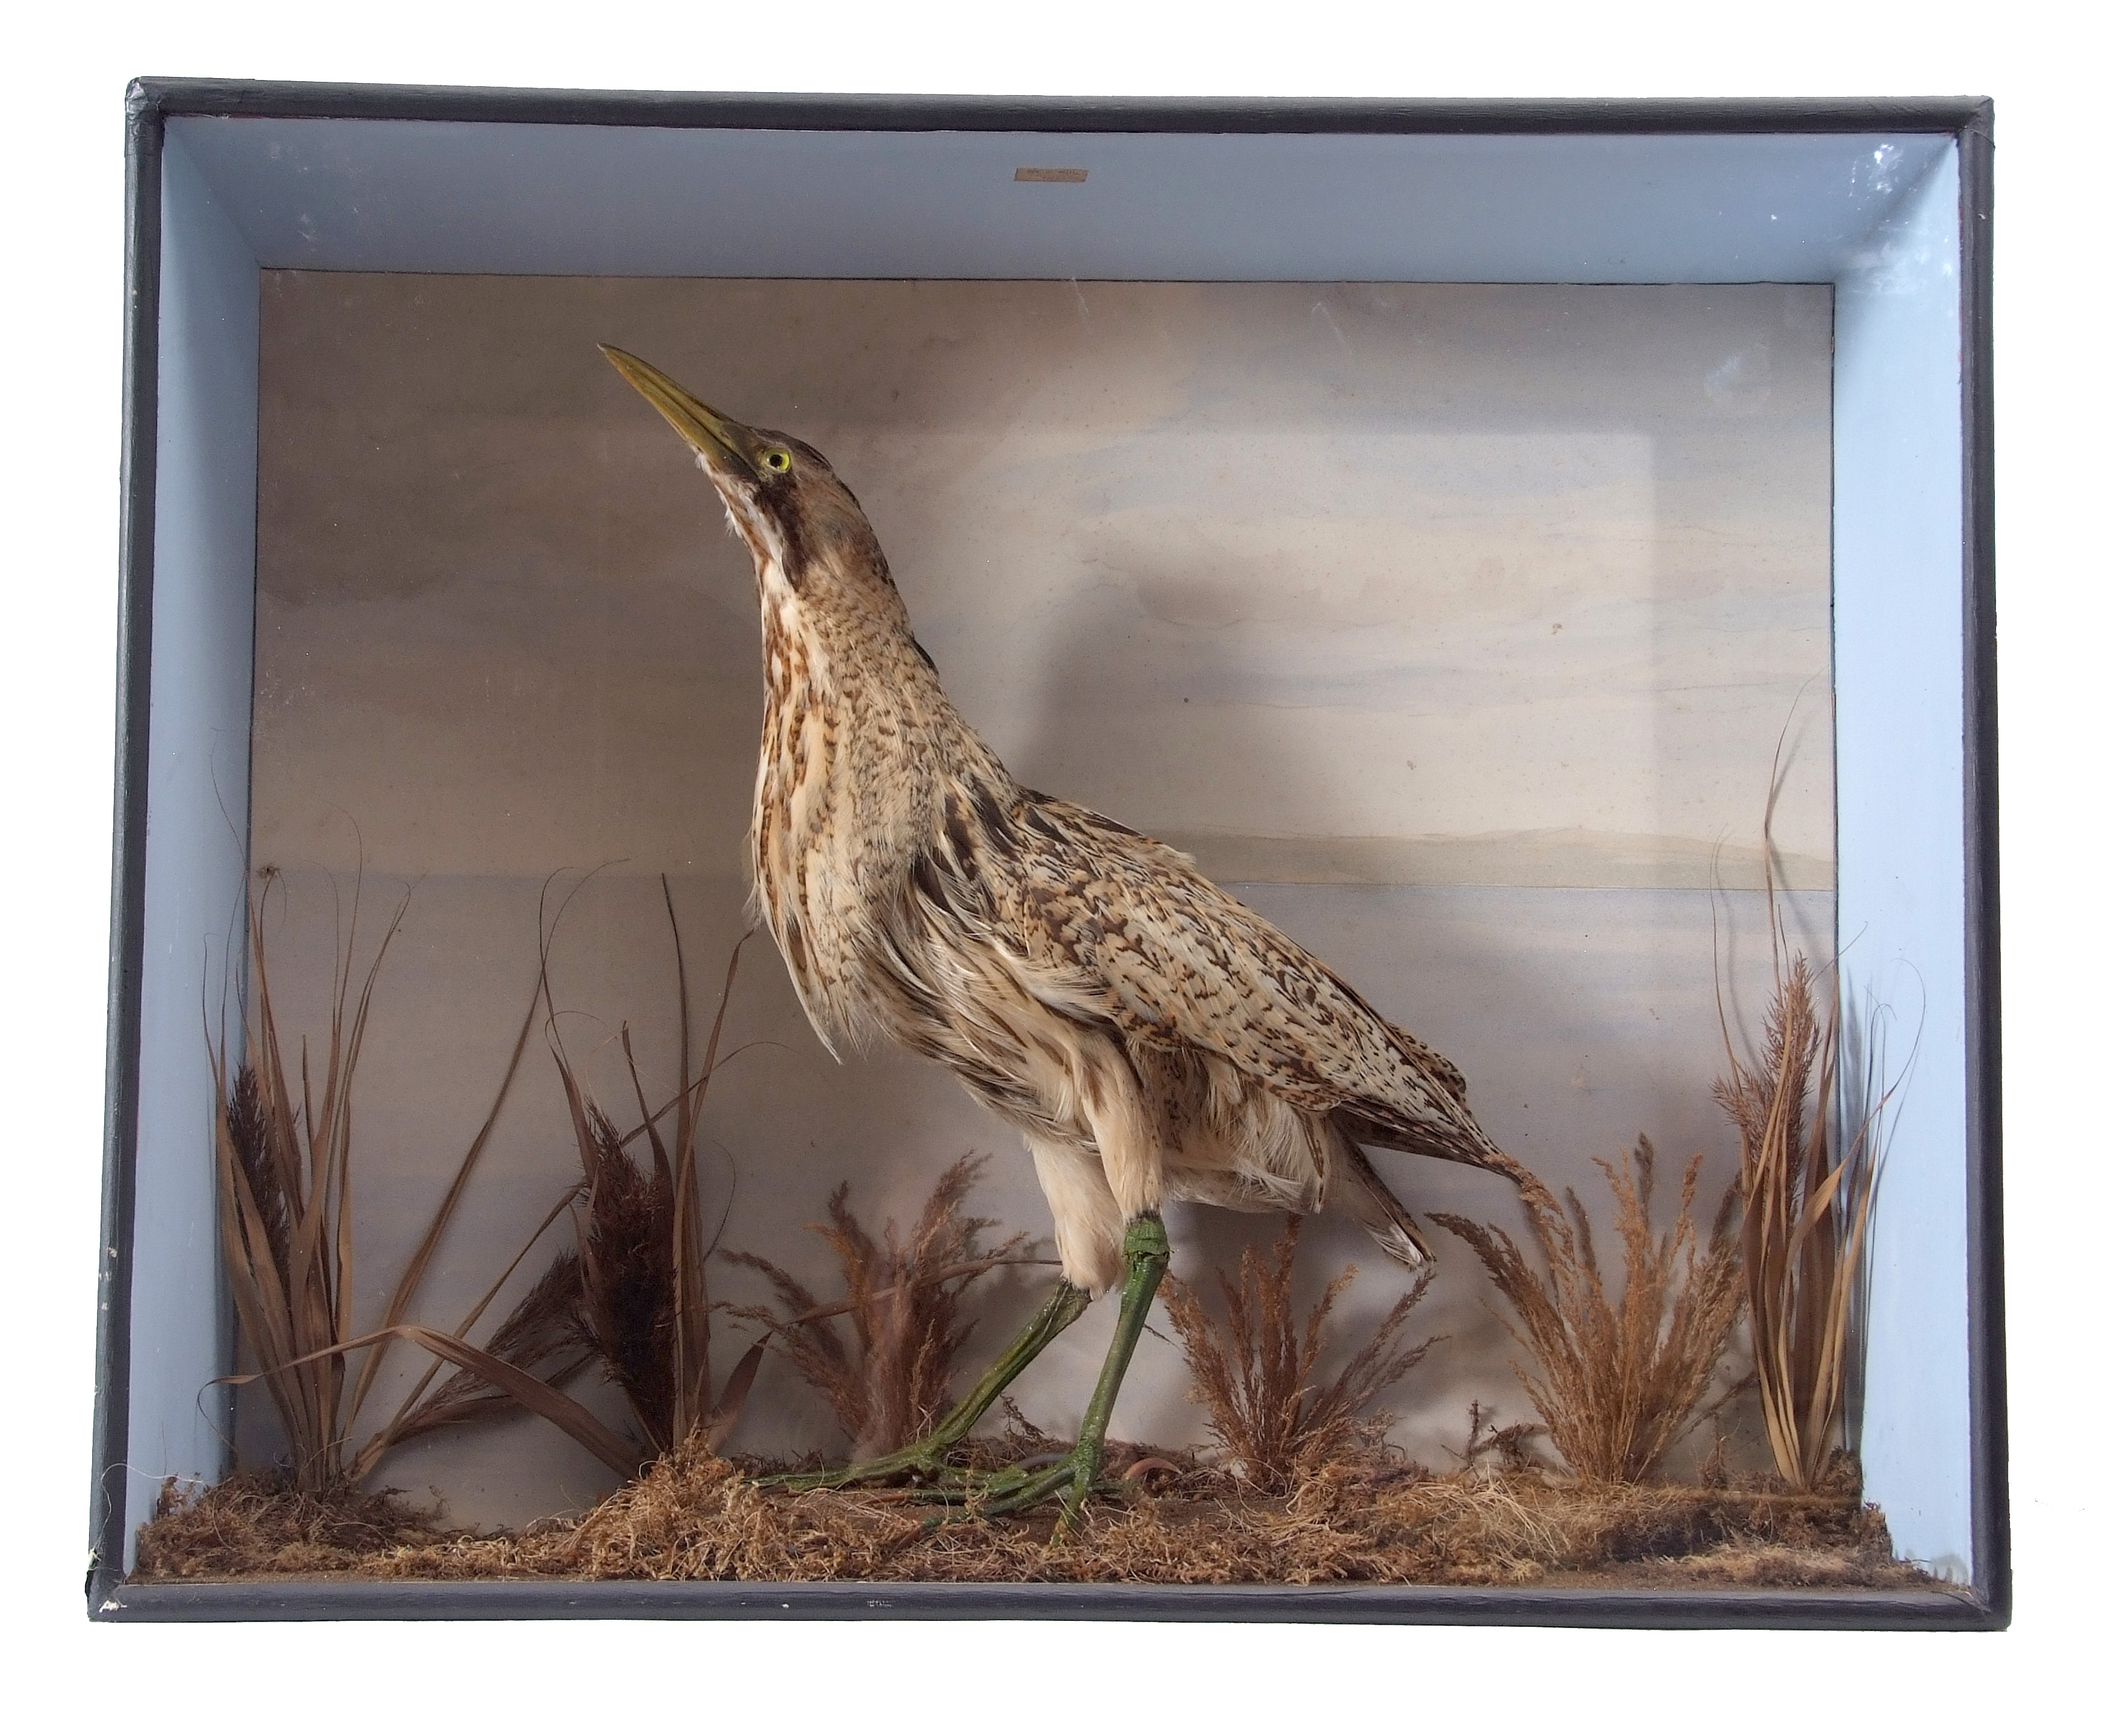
top-left (2, 4), bottom-right (2100, 1729)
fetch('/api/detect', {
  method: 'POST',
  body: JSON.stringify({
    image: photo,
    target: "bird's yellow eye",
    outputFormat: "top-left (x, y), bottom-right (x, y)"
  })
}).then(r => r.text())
top-left (763, 448), bottom-right (793, 474)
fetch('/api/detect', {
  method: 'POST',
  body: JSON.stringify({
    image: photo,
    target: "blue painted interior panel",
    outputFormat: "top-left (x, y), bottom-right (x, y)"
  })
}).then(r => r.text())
top-left (171, 118), bottom-right (1946, 284)
top-left (1833, 147), bottom-right (1971, 1577)
top-left (127, 130), bottom-right (259, 1566)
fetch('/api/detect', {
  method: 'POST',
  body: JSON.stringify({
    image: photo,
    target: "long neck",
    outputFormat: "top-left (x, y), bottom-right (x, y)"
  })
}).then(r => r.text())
top-left (749, 557), bottom-right (1008, 1036)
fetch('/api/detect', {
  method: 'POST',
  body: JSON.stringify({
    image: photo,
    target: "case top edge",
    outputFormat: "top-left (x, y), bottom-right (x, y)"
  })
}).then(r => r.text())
top-left (125, 81), bottom-right (1994, 136)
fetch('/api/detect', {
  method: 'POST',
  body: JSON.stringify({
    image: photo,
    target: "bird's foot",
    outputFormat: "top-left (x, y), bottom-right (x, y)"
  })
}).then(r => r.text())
top-left (906, 1214), bottom-right (1171, 1534)
top-left (764, 1441), bottom-right (1137, 1535)
top-left (759, 1215), bottom-right (1167, 1538)
top-left (902, 1437), bottom-right (1114, 1531)
top-left (757, 1280), bottom-right (1095, 1495)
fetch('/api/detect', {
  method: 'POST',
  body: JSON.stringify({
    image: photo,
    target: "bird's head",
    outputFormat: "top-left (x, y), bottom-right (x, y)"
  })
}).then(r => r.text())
top-left (600, 345), bottom-right (893, 607)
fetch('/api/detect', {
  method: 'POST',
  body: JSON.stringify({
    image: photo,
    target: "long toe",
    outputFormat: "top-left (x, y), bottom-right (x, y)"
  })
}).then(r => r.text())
top-left (764, 1439), bottom-right (951, 1491)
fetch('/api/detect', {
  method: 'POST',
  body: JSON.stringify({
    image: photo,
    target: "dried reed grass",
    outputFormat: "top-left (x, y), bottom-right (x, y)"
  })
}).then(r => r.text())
top-left (725, 1156), bottom-right (1033, 1459)
top-left (211, 870), bottom-right (556, 1490)
top-left (403, 882), bottom-right (766, 1467)
top-left (1161, 1217), bottom-right (1436, 1489)
top-left (1432, 1138), bottom-right (1745, 1483)
top-left (1715, 950), bottom-right (1882, 1491)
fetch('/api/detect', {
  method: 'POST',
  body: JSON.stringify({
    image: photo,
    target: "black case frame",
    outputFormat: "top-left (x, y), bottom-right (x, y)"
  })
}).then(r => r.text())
top-left (91, 81), bottom-right (2003, 1628)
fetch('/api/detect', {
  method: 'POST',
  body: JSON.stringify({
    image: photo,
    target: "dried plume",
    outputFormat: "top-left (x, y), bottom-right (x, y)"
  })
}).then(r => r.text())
top-left (1161, 1216), bottom-right (1437, 1489)
top-left (726, 1156), bottom-right (1032, 1460)
top-left (1433, 1138), bottom-right (1745, 1484)
top-left (1715, 951), bottom-right (1883, 1491)
top-left (573, 1101), bottom-right (680, 1444)
top-left (531, 882), bottom-right (766, 1460)
top-left (1709, 725), bottom-right (1890, 1494)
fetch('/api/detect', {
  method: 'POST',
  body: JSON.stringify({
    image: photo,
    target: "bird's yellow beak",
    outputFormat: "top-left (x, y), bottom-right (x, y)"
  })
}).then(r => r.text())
top-left (599, 344), bottom-right (761, 482)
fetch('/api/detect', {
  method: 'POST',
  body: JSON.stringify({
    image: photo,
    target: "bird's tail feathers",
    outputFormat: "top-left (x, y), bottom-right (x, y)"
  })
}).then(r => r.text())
top-left (1335, 1110), bottom-right (1559, 1228)
top-left (1334, 1140), bottom-right (1434, 1268)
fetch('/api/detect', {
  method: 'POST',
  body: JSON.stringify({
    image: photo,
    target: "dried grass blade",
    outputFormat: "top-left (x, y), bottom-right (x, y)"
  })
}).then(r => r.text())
top-left (344, 958), bottom-right (545, 1429)
top-left (669, 904), bottom-right (746, 1437)
top-left (243, 1325), bottom-right (644, 1480)
top-left (313, 890), bottom-right (407, 1360)
top-left (387, 1350), bottom-right (599, 1445)
top-left (620, 1026), bottom-right (674, 1190)
top-left (703, 1338), bottom-right (768, 1453)
top-left (355, 1181), bottom-right (587, 1474)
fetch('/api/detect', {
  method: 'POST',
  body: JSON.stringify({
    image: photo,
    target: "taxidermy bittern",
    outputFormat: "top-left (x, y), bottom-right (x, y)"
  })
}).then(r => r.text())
top-left (603, 345), bottom-right (1535, 1522)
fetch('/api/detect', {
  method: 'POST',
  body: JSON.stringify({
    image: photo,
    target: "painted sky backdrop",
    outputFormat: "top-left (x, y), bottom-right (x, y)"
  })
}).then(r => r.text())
top-left (252, 276), bottom-right (1834, 887)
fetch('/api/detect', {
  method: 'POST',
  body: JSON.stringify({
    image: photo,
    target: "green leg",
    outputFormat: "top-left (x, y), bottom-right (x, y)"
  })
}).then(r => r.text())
top-left (770, 1279), bottom-right (1091, 1490)
top-left (966, 1213), bottom-right (1171, 1531)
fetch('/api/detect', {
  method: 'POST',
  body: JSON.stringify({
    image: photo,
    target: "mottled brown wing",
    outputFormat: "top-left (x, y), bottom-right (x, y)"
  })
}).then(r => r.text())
top-left (972, 789), bottom-right (1496, 1167)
